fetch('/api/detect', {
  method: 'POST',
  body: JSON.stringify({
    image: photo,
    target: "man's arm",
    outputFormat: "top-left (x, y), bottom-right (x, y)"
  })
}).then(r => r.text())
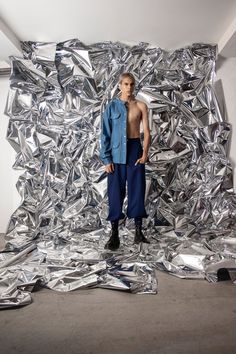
top-left (100, 103), bottom-right (113, 165)
top-left (136, 102), bottom-right (151, 165)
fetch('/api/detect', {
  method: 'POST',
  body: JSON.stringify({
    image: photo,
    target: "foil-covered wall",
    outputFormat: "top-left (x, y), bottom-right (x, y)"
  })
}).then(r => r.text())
top-left (1, 39), bottom-right (236, 308)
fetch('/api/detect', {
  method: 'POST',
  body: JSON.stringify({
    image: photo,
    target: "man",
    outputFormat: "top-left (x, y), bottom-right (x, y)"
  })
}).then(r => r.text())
top-left (100, 72), bottom-right (151, 251)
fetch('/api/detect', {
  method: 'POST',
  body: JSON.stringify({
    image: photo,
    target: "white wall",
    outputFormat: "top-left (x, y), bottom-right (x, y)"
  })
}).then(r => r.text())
top-left (215, 56), bottom-right (236, 191)
top-left (0, 77), bottom-right (21, 233)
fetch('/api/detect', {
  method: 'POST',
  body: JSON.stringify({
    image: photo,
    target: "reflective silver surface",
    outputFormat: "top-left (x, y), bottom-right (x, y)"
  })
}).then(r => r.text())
top-left (1, 39), bottom-right (236, 308)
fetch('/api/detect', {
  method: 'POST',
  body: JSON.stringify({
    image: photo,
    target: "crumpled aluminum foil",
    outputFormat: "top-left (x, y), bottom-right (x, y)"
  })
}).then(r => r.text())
top-left (1, 39), bottom-right (236, 308)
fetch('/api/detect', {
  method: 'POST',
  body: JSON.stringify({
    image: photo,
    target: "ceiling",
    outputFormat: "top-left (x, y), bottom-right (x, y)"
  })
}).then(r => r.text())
top-left (0, 0), bottom-right (236, 68)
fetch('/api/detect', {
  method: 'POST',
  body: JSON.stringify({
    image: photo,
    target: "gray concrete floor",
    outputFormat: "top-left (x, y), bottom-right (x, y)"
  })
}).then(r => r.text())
top-left (1, 236), bottom-right (236, 354)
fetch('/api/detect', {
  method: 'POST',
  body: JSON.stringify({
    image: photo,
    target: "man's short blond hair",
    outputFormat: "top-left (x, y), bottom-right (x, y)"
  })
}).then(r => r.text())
top-left (119, 72), bottom-right (135, 84)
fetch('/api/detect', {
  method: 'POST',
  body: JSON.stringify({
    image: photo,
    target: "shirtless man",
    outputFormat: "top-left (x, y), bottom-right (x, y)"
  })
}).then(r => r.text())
top-left (100, 72), bottom-right (151, 250)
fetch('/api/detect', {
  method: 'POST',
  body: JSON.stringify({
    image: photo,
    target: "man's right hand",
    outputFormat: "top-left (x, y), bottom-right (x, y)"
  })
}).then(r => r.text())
top-left (105, 163), bottom-right (114, 174)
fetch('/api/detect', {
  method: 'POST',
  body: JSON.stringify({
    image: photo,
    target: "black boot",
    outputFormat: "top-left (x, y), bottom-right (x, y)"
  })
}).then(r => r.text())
top-left (134, 224), bottom-right (150, 244)
top-left (104, 221), bottom-right (120, 251)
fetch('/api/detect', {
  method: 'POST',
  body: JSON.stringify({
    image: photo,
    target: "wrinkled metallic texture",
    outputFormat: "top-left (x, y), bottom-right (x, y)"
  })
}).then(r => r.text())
top-left (1, 39), bottom-right (236, 308)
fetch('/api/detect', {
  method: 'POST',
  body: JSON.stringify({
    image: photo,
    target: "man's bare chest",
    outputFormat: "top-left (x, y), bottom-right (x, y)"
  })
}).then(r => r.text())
top-left (126, 103), bottom-right (142, 123)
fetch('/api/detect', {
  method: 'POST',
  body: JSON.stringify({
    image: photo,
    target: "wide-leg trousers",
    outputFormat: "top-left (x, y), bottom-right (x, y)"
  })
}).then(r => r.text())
top-left (106, 138), bottom-right (148, 221)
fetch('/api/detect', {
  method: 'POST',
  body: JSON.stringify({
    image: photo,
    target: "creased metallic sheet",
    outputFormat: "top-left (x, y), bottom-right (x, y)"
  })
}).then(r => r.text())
top-left (1, 39), bottom-right (236, 308)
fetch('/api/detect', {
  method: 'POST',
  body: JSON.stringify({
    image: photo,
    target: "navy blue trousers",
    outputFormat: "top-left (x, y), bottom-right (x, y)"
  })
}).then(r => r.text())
top-left (106, 138), bottom-right (148, 222)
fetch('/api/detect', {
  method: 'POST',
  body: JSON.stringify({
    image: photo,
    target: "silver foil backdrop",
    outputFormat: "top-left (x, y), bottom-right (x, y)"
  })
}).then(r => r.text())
top-left (1, 39), bottom-right (236, 308)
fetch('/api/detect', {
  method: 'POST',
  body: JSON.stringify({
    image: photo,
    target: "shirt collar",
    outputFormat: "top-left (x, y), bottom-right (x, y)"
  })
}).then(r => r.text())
top-left (115, 96), bottom-right (128, 104)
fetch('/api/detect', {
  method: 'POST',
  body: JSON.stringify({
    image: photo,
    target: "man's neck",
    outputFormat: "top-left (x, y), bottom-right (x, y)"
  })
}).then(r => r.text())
top-left (119, 94), bottom-right (135, 103)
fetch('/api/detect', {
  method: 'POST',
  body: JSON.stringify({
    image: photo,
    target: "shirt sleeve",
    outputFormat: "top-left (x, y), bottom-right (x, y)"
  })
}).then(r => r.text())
top-left (100, 102), bottom-right (113, 165)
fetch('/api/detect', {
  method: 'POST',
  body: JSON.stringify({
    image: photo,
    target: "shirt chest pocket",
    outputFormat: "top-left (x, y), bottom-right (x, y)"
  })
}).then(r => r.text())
top-left (111, 112), bottom-right (121, 122)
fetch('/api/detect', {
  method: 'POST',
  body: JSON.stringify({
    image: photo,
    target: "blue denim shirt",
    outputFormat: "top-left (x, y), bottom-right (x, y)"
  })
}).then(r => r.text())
top-left (100, 97), bottom-right (128, 165)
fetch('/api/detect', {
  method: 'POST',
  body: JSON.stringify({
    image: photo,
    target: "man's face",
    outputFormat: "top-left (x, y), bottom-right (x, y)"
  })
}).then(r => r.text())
top-left (119, 78), bottom-right (135, 96)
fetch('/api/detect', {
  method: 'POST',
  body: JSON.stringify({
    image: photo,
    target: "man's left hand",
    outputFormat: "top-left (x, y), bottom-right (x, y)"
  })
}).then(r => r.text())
top-left (135, 154), bottom-right (148, 165)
